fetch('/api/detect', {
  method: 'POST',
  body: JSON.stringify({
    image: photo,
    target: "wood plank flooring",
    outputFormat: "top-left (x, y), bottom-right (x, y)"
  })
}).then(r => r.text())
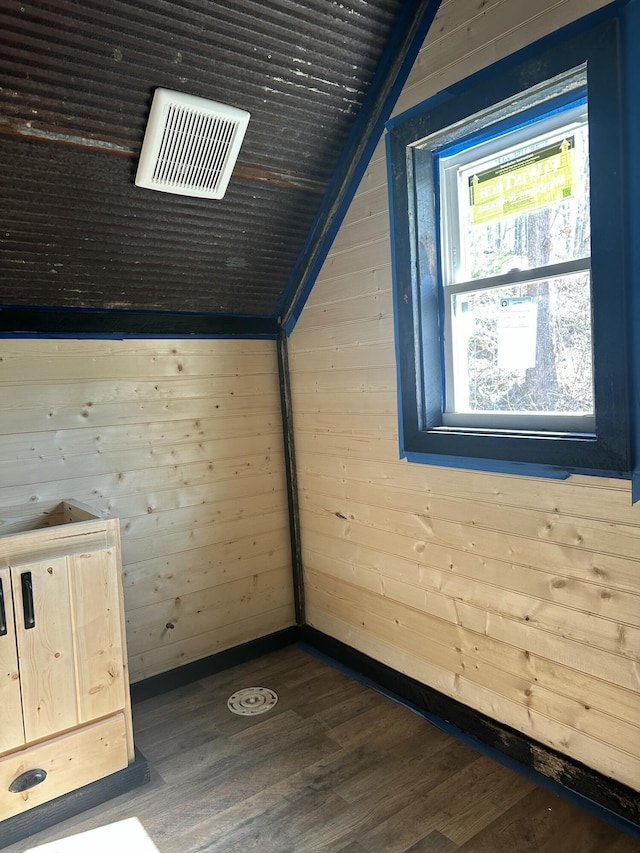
top-left (3, 646), bottom-right (640, 852)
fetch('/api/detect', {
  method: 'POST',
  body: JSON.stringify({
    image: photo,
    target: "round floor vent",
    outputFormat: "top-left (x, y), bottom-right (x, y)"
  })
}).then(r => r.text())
top-left (227, 687), bottom-right (278, 716)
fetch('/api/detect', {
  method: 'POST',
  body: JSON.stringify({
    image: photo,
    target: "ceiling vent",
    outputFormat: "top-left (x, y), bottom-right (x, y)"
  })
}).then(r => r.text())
top-left (135, 88), bottom-right (250, 199)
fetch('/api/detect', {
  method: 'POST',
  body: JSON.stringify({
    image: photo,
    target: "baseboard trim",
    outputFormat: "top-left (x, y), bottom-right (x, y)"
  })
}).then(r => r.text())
top-left (130, 626), bottom-right (302, 704)
top-left (300, 626), bottom-right (640, 837)
top-left (0, 749), bottom-right (150, 849)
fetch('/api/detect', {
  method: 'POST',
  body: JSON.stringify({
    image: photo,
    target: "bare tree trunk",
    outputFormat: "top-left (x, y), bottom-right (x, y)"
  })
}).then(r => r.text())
top-left (523, 208), bottom-right (559, 409)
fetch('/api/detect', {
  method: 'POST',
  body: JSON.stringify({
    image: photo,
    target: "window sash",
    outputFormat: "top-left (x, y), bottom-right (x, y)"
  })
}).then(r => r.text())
top-left (442, 257), bottom-right (591, 297)
top-left (440, 260), bottom-right (594, 423)
top-left (437, 100), bottom-right (589, 288)
top-left (435, 95), bottom-right (593, 430)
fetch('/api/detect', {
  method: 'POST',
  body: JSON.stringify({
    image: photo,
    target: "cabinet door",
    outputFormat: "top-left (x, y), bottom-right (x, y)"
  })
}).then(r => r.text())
top-left (68, 547), bottom-right (126, 723)
top-left (11, 558), bottom-right (79, 743)
top-left (8, 547), bottom-right (127, 748)
top-left (0, 567), bottom-right (25, 752)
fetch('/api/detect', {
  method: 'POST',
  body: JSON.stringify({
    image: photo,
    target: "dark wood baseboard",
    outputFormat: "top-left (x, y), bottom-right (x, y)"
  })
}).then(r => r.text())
top-left (130, 626), bottom-right (301, 704)
top-left (1, 749), bottom-right (150, 848)
top-left (300, 626), bottom-right (640, 835)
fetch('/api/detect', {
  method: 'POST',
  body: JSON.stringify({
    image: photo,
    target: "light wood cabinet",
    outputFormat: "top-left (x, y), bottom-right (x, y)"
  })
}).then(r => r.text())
top-left (0, 501), bottom-right (134, 822)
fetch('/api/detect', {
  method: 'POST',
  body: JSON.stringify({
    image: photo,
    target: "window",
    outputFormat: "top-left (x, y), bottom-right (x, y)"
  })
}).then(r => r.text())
top-left (438, 85), bottom-right (593, 433)
top-left (386, 14), bottom-right (630, 476)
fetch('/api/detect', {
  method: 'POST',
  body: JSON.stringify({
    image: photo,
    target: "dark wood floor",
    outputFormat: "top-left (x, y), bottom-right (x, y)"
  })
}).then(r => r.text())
top-left (4, 645), bottom-right (640, 852)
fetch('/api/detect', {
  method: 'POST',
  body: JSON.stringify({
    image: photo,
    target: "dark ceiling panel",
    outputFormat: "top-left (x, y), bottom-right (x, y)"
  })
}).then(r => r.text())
top-left (0, 136), bottom-right (319, 314)
top-left (0, 0), bottom-right (407, 319)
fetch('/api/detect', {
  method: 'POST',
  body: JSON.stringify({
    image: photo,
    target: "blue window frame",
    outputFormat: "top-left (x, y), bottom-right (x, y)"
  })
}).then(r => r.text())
top-left (386, 11), bottom-right (631, 478)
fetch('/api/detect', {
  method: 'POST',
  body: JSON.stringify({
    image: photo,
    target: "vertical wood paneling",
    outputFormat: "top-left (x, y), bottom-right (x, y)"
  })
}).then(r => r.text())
top-left (289, 0), bottom-right (640, 792)
top-left (0, 339), bottom-right (295, 682)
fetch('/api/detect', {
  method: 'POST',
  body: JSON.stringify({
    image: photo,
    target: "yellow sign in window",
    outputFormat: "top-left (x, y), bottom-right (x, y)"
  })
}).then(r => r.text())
top-left (469, 137), bottom-right (574, 225)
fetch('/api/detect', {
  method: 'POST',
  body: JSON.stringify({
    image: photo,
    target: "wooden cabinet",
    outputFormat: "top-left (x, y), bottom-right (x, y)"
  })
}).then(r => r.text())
top-left (0, 501), bottom-right (134, 822)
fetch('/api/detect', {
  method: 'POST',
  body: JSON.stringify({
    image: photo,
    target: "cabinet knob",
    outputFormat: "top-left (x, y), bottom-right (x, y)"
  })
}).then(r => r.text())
top-left (8, 768), bottom-right (47, 793)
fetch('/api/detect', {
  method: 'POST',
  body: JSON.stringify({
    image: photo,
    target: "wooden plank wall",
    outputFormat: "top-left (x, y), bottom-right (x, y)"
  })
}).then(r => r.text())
top-left (0, 339), bottom-right (295, 682)
top-left (288, 0), bottom-right (640, 792)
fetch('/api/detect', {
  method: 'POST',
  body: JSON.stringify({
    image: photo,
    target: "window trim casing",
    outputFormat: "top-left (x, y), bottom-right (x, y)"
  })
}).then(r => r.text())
top-left (386, 13), bottom-right (630, 476)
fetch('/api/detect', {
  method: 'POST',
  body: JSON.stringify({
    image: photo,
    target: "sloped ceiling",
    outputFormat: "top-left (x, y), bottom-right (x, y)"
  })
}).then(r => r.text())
top-left (0, 0), bottom-right (438, 332)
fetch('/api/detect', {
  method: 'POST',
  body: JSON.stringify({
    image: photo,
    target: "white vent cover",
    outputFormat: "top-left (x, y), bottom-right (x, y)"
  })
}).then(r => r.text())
top-left (135, 88), bottom-right (250, 199)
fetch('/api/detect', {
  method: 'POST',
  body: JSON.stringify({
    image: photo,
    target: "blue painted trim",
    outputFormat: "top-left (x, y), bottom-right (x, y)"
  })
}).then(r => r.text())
top-left (0, 303), bottom-right (271, 321)
top-left (433, 91), bottom-right (588, 160)
top-left (404, 452), bottom-right (572, 479)
top-left (299, 640), bottom-right (640, 842)
top-left (404, 452), bottom-right (630, 481)
top-left (622, 0), bottom-right (640, 503)
top-left (281, 0), bottom-right (444, 336)
top-left (0, 303), bottom-right (278, 339)
top-left (0, 333), bottom-right (278, 341)
top-left (386, 130), bottom-right (407, 459)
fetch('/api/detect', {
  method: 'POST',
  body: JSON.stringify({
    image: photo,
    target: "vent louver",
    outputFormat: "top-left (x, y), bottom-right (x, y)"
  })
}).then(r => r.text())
top-left (135, 89), bottom-right (250, 199)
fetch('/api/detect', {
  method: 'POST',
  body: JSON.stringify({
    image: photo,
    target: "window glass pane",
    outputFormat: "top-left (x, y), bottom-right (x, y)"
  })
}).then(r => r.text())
top-left (452, 118), bottom-right (590, 282)
top-left (449, 272), bottom-right (593, 415)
